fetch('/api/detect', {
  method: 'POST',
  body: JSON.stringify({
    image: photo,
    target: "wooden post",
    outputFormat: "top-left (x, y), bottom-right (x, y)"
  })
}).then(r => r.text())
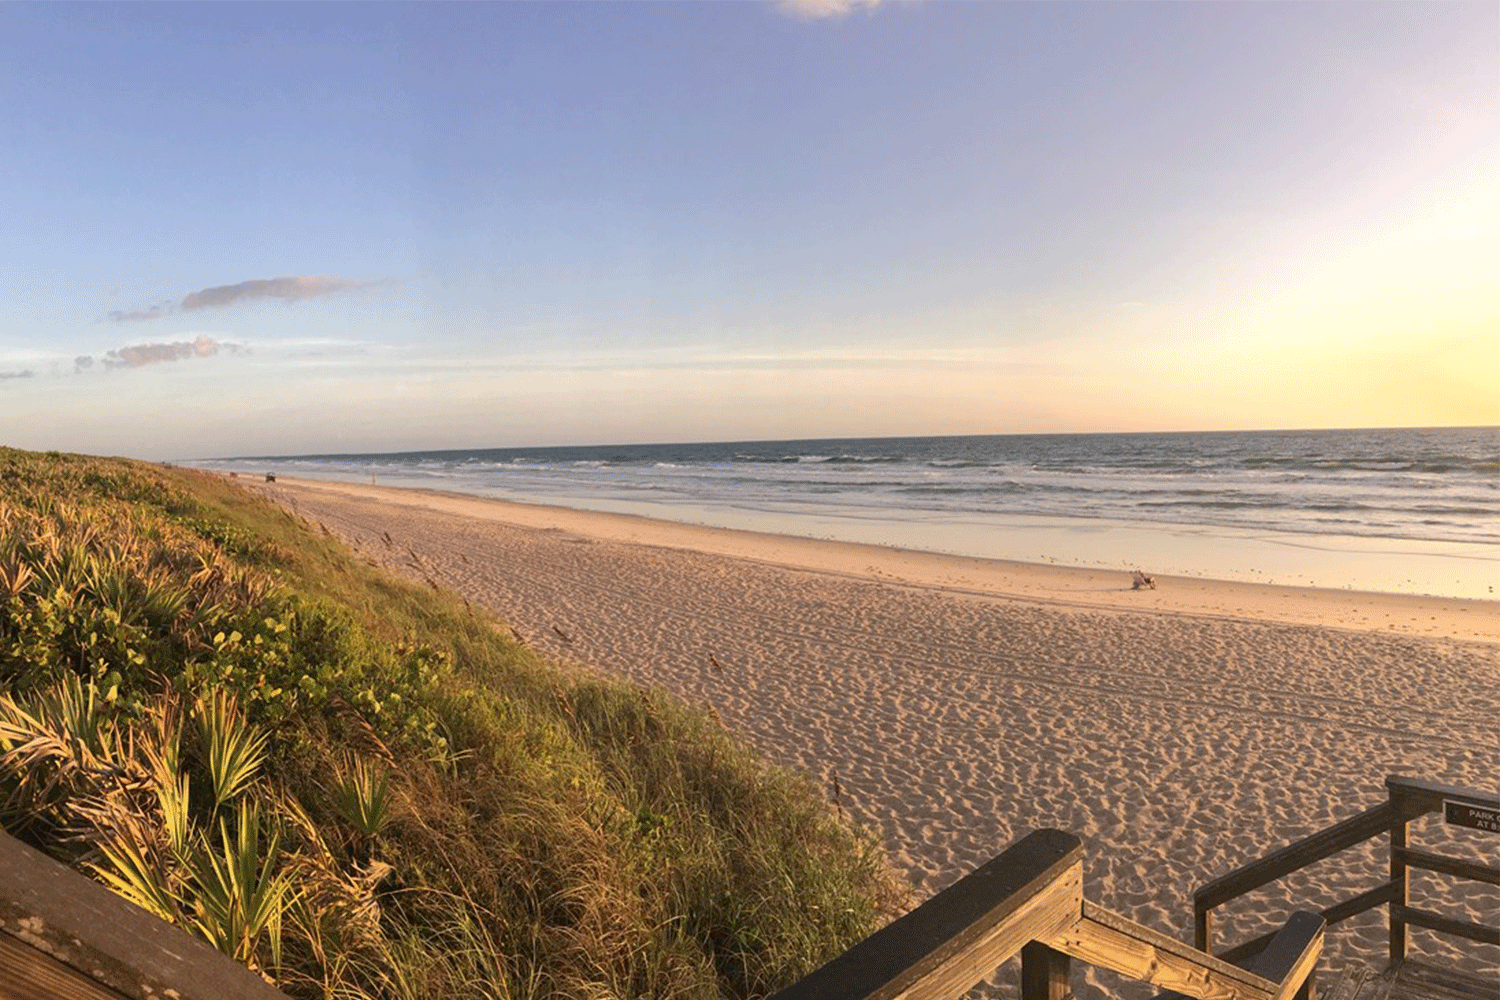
top-left (1388, 785), bottom-right (1408, 968)
top-left (1195, 905), bottom-right (1213, 955)
top-left (1022, 941), bottom-right (1072, 1000)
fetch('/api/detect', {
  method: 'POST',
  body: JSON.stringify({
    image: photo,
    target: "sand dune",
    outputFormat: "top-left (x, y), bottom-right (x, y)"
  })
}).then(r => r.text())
top-left (258, 477), bottom-right (1499, 990)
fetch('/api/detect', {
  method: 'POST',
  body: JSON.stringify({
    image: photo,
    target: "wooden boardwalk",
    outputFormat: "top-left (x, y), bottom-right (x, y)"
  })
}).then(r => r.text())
top-left (770, 774), bottom-right (1496, 1000)
top-left (1323, 960), bottom-right (1500, 1000)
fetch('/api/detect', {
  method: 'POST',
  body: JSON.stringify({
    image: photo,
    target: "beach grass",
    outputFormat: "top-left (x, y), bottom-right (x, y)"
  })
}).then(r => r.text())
top-left (0, 447), bottom-right (901, 999)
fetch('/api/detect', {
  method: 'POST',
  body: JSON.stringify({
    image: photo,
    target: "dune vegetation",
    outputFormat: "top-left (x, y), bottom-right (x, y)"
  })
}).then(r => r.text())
top-left (0, 447), bottom-right (899, 999)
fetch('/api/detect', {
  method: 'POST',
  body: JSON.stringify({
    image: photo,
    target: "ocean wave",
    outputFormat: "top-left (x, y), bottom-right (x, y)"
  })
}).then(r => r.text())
top-left (1241, 455), bottom-right (1498, 475)
top-left (195, 427), bottom-right (1499, 550)
top-left (779, 454), bottom-right (905, 464)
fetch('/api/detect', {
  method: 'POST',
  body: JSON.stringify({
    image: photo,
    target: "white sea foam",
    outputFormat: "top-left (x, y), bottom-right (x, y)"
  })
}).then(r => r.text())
top-left (188, 427), bottom-right (1500, 598)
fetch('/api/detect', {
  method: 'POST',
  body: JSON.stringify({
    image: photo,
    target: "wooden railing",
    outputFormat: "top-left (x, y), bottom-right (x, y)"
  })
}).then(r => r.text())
top-left (771, 828), bottom-right (1324, 1000)
top-left (1193, 775), bottom-right (1500, 967)
top-left (0, 829), bottom-right (290, 1000)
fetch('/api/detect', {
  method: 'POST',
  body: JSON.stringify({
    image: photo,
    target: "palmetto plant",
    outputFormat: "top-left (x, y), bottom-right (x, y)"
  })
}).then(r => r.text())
top-left (0, 674), bottom-right (120, 826)
top-left (190, 803), bottom-right (296, 973)
top-left (331, 756), bottom-right (395, 839)
top-left (195, 687), bottom-right (269, 811)
top-left (0, 556), bottom-right (33, 599)
top-left (0, 678), bottom-right (313, 981)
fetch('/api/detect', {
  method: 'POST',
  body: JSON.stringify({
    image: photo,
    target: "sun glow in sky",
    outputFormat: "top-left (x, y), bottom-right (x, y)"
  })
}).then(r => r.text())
top-left (1, 1), bottom-right (1496, 459)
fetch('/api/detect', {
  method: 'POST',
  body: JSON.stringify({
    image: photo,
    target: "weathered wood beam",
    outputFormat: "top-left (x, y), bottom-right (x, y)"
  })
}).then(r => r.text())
top-left (1393, 847), bottom-right (1500, 886)
top-left (1044, 902), bottom-right (1278, 1000)
top-left (1393, 905), bottom-right (1500, 947)
top-left (0, 931), bottom-right (133, 1000)
top-left (1195, 802), bottom-right (1397, 912)
top-left (770, 828), bottom-right (1084, 1000)
top-left (1384, 775), bottom-right (1499, 816)
top-left (0, 830), bottom-right (290, 1000)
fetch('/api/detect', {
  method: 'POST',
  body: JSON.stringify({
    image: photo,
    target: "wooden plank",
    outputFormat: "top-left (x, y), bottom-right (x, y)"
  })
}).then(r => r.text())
top-left (1362, 966), bottom-right (1400, 1000)
top-left (0, 830), bottom-right (290, 1000)
top-left (1196, 802), bottom-right (1397, 912)
top-left (1392, 960), bottom-right (1500, 1000)
top-left (1216, 882), bottom-right (1399, 966)
top-left (1393, 847), bottom-right (1500, 886)
top-left (1322, 881), bottom-right (1402, 927)
top-left (1044, 905), bottom-right (1278, 1000)
top-left (1322, 964), bottom-right (1370, 1000)
top-left (1242, 911), bottom-right (1324, 1000)
top-left (770, 828), bottom-right (1085, 1000)
top-left (1083, 902), bottom-right (1274, 992)
top-left (1392, 905), bottom-right (1500, 947)
top-left (0, 931), bottom-right (133, 1000)
top-left (1022, 941), bottom-right (1072, 1000)
top-left (1384, 776), bottom-right (1499, 817)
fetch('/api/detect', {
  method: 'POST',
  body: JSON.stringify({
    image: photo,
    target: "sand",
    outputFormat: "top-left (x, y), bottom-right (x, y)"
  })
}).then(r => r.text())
top-left (254, 476), bottom-right (1499, 987)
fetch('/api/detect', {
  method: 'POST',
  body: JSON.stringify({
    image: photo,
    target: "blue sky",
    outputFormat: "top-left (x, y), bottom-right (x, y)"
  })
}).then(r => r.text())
top-left (2, 1), bottom-right (1495, 459)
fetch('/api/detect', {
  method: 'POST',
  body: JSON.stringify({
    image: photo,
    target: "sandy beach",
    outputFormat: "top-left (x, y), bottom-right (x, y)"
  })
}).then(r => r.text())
top-left (256, 476), bottom-right (1498, 984)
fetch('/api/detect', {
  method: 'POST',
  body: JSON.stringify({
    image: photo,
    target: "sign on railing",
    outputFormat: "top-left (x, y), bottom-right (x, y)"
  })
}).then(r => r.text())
top-left (1443, 800), bottom-right (1499, 834)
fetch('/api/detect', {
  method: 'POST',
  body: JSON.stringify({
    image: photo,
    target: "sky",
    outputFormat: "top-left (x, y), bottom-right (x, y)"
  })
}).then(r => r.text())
top-left (1, 1), bottom-right (1496, 459)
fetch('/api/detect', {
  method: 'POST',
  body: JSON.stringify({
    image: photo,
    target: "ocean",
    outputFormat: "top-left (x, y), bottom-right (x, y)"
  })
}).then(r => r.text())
top-left (192, 426), bottom-right (1499, 600)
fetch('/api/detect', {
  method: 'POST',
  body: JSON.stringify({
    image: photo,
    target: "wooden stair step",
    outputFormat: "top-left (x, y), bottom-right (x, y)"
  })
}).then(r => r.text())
top-left (1388, 960), bottom-right (1500, 1000)
top-left (1322, 963), bottom-right (1373, 1000)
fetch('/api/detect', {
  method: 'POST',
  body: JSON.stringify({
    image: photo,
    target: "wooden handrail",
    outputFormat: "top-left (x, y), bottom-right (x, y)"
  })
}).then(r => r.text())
top-left (773, 829), bottom-right (1325, 1000)
top-left (1194, 802), bottom-right (1397, 914)
top-left (1393, 906), bottom-right (1500, 947)
top-left (1193, 775), bottom-right (1500, 966)
top-left (1384, 775), bottom-right (1498, 815)
top-left (769, 828), bottom-right (1084, 1000)
top-left (1216, 881), bottom-right (1399, 966)
top-left (1152, 912), bottom-right (1325, 1000)
top-left (1241, 912), bottom-right (1324, 1000)
top-left (1392, 847), bottom-right (1500, 886)
top-left (1043, 902), bottom-right (1286, 1000)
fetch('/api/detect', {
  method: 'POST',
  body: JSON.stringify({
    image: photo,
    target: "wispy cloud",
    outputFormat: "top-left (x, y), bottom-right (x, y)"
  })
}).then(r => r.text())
top-left (107, 305), bottom-right (172, 323)
top-left (0, 336), bottom-right (249, 380)
top-left (108, 274), bottom-right (387, 322)
top-left (776, 0), bottom-right (884, 21)
top-left (102, 334), bottom-right (230, 368)
top-left (182, 276), bottom-right (379, 312)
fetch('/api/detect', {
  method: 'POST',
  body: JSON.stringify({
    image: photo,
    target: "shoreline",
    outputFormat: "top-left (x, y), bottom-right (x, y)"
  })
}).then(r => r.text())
top-left (191, 430), bottom-right (1500, 603)
top-left (263, 475), bottom-right (1498, 644)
